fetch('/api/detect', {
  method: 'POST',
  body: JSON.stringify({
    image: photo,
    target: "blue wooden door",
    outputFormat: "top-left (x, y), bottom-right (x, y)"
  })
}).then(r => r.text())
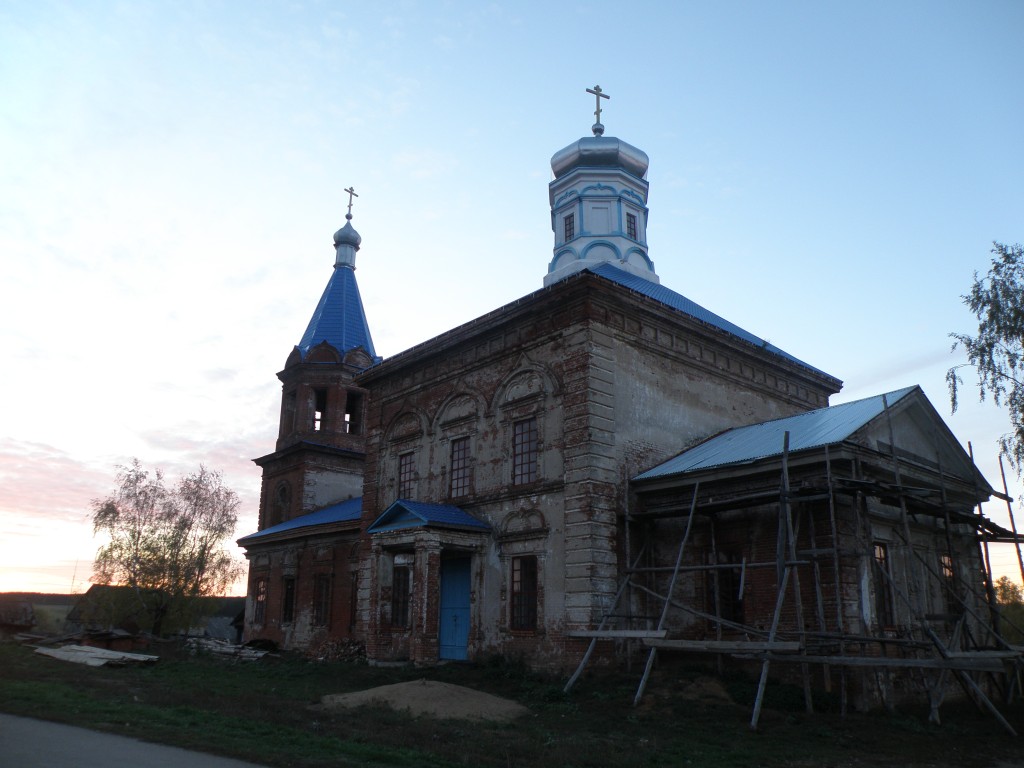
top-left (439, 557), bottom-right (471, 660)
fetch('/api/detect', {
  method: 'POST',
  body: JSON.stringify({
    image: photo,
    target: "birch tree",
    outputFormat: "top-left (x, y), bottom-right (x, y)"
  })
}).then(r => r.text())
top-left (948, 242), bottom-right (1024, 469)
top-left (92, 460), bottom-right (243, 635)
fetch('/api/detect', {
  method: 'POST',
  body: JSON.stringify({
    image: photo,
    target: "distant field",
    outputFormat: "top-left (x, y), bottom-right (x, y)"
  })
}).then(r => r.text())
top-left (1, 641), bottom-right (1022, 767)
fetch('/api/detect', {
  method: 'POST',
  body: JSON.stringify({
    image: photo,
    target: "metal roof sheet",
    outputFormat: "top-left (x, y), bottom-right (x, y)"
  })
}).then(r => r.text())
top-left (237, 497), bottom-right (362, 545)
top-left (588, 263), bottom-right (831, 378)
top-left (634, 386), bottom-right (919, 481)
top-left (298, 265), bottom-right (378, 361)
top-left (367, 499), bottom-right (491, 534)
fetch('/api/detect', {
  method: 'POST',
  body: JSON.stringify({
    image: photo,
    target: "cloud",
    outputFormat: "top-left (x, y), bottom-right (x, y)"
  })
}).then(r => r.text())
top-left (0, 439), bottom-right (113, 524)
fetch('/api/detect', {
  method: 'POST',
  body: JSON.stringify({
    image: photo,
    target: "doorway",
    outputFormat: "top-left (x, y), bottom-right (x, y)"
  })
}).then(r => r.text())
top-left (439, 556), bottom-right (471, 660)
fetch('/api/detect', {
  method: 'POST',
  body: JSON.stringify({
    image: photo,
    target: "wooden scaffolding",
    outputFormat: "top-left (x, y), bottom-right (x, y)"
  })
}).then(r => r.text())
top-left (565, 417), bottom-right (1024, 734)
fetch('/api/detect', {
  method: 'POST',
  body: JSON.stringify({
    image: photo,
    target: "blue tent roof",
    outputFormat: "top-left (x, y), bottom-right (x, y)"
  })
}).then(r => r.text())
top-left (634, 386), bottom-right (918, 481)
top-left (367, 499), bottom-right (491, 534)
top-left (237, 497), bottom-right (362, 546)
top-left (588, 263), bottom-right (830, 378)
top-left (297, 265), bottom-right (378, 361)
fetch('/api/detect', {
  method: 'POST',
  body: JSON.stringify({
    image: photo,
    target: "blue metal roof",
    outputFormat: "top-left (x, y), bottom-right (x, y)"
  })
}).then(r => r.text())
top-left (237, 497), bottom-right (362, 546)
top-left (367, 499), bottom-right (491, 534)
top-left (587, 263), bottom-right (831, 378)
top-left (634, 386), bottom-right (919, 481)
top-left (298, 265), bottom-right (378, 361)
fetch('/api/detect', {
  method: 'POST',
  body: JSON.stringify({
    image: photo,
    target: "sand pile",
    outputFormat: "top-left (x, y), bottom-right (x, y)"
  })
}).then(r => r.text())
top-left (320, 679), bottom-right (529, 722)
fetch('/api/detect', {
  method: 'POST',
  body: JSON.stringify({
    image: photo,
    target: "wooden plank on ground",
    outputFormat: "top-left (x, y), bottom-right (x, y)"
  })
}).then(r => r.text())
top-left (35, 645), bottom-right (159, 667)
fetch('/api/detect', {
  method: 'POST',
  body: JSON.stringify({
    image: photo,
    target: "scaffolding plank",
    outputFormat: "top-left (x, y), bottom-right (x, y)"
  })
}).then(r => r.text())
top-left (757, 652), bottom-right (1008, 673)
top-left (569, 630), bottom-right (668, 639)
top-left (643, 639), bottom-right (800, 652)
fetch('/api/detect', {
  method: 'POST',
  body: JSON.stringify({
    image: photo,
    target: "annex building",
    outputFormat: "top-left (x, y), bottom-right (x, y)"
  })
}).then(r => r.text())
top-left (238, 90), bottom-right (1023, 722)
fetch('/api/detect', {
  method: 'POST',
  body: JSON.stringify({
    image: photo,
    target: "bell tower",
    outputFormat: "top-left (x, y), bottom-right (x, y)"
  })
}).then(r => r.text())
top-left (253, 190), bottom-right (379, 531)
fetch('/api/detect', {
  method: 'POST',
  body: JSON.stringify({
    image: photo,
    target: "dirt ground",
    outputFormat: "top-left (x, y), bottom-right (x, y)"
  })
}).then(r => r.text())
top-left (319, 679), bottom-right (531, 722)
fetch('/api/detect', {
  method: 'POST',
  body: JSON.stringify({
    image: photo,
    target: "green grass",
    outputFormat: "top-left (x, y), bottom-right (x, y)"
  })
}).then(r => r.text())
top-left (0, 642), bottom-right (1020, 767)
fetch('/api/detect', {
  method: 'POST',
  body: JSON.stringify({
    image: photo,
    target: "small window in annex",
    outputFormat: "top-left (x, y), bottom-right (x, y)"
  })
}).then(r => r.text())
top-left (563, 213), bottom-right (575, 242)
top-left (253, 577), bottom-right (268, 625)
top-left (512, 417), bottom-right (538, 485)
top-left (626, 212), bottom-right (637, 239)
top-left (450, 436), bottom-right (471, 498)
top-left (313, 574), bottom-right (331, 627)
top-left (511, 555), bottom-right (538, 631)
top-left (282, 577), bottom-right (295, 624)
top-left (398, 452), bottom-right (416, 498)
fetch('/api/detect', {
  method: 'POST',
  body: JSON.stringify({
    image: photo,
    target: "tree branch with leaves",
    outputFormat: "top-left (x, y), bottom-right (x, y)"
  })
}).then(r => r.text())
top-left (92, 459), bottom-right (244, 635)
top-left (947, 242), bottom-right (1024, 470)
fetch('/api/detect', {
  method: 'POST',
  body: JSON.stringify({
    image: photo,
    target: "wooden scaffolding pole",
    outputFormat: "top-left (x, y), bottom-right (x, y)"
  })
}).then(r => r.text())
top-left (781, 433), bottom-right (814, 713)
top-left (970, 441), bottom-right (1003, 640)
top-left (564, 544), bottom-right (649, 693)
top-left (633, 482), bottom-right (701, 706)
top-left (752, 432), bottom-right (810, 727)
top-left (998, 455), bottom-right (1024, 588)
top-left (824, 446), bottom-right (849, 714)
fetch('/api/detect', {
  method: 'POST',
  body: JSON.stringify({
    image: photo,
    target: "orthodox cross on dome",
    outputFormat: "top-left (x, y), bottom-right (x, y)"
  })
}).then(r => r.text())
top-left (586, 85), bottom-right (610, 136)
top-left (344, 186), bottom-right (359, 220)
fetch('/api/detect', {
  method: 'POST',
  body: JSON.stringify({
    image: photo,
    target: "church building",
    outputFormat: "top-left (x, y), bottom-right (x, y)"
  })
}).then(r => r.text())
top-left (239, 89), bottom-right (1017, 713)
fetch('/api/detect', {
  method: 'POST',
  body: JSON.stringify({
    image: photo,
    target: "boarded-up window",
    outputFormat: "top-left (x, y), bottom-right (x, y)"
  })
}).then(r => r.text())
top-left (271, 482), bottom-right (290, 527)
top-left (282, 577), bottom-right (295, 624)
top-left (313, 574), bottom-right (331, 627)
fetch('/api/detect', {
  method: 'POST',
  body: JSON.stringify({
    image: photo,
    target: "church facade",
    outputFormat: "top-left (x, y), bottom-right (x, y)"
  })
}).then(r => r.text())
top-left (238, 94), bottom-right (1011, 705)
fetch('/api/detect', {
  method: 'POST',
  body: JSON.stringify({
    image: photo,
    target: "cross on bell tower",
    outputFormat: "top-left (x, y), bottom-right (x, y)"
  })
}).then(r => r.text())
top-left (344, 186), bottom-right (358, 219)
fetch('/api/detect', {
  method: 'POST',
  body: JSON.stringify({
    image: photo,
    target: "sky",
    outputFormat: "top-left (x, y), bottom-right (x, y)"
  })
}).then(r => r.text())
top-left (1, 1), bottom-right (1022, 595)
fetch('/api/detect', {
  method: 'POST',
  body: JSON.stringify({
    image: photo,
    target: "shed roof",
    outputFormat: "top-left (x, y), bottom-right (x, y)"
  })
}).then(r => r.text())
top-left (367, 500), bottom-right (491, 534)
top-left (237, 497), bottom-right (362, 546)
top-left (634, 386), bottom-right (919, 481)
